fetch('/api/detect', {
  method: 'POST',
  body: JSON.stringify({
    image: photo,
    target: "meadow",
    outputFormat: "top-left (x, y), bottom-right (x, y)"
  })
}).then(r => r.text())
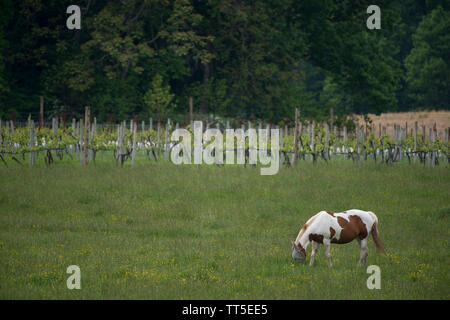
top-left (0, 155), bottom-right (449, 299)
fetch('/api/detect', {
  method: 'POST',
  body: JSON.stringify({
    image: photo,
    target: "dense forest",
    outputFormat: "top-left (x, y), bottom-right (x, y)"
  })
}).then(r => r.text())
top-left (0, 0), bottom-right (449, 124)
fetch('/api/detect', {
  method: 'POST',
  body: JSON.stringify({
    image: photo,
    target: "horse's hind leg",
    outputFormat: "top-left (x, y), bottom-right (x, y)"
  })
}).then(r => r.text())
top-left (323, 239), bottom-right (333, 267)
top-left (357, 237), bottom-right (369, 267)
top-left (309, 241), bottom-right (319, 266)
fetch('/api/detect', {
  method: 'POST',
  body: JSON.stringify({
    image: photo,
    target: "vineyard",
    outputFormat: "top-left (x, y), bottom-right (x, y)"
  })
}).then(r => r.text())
top-left (1, 114), bottom-right (448, 168)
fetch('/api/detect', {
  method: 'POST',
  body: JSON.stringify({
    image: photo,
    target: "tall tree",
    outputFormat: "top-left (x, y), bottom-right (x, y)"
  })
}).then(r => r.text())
top-left (0, 0), bottom-right (13, 118)
top-left (143, 73), bottom-right (175, 122)
top-left (405, 6), bottom-right (450, 109)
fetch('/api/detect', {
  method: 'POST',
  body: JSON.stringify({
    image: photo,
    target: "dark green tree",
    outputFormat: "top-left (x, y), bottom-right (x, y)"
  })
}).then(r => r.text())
top-left (144, 73), bottom-right (175, 122)
top-left (405, 6), bottom-right (450, 109)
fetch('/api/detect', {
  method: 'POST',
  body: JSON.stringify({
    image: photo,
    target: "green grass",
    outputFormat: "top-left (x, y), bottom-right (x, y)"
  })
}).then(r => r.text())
top-left (0, 156), bottom-right (449, 299)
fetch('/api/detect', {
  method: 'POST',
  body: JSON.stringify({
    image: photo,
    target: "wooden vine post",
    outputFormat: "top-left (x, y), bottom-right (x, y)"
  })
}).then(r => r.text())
top-left (29, 120), bottom-right (35, 167)
top-left (164, 118), bottom-right (170, 161)
top-left (324, 123), bottom-right (329, 161)
top-left (414, 122), bottom-right (418, 164)
top-left (157, 120), bottom-right (161, 157)
top-left (445, 127), bottom-right (449, 164)
top-left (189, 97), bottom-right (193, 126)
top-left (293, 108), bottom-right (300, 166)
top-left (132, 118), bottom-right (137, 166)
top-left (83, 106), bottom-right (90, 166)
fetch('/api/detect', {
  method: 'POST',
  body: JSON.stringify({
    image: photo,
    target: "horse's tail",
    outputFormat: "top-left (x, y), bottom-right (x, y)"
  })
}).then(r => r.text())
top-left (368, 212), bottom-right (386, 254)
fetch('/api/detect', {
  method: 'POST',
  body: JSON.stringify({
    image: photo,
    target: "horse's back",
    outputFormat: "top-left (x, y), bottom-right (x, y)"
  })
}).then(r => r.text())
top-left (343, 209), bottom-right (377, 228)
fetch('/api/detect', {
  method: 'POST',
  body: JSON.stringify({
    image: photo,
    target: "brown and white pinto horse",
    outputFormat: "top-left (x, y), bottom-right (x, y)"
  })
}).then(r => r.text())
top-left (291, 209), bottom-right (386, 267)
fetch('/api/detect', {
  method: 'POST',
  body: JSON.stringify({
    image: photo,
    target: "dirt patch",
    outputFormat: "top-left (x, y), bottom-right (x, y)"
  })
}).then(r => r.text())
top-left (354, 111), bottom-right (450, 139)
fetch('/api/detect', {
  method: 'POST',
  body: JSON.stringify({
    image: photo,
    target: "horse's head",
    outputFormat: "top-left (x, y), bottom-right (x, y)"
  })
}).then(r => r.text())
top-left (291, 241), bottom-right (306, 263)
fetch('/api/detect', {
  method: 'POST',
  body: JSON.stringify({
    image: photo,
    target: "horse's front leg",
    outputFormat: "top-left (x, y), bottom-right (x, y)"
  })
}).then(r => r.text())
top-left (309, 241), bottom-right (319, 266)
top-left (323, 239), bottom-right (333, 267)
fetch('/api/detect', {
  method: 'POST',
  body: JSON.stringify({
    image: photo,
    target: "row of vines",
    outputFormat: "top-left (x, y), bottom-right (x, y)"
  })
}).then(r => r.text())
top-left (0, 119), bottom-right (448, 167)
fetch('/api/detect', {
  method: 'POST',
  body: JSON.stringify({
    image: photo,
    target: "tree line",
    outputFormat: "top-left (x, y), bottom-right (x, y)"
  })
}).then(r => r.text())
top-left (0, 0), bottom-right (449, 125)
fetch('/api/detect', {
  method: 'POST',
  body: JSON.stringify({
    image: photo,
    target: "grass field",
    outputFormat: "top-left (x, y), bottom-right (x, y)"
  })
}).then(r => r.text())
top-left (0, 156), bottom-right (449, 299)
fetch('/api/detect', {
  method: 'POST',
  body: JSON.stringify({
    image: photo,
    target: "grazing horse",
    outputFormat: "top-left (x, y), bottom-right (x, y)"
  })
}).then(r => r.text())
top-left (291, 209), bottom-right (386, 267)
